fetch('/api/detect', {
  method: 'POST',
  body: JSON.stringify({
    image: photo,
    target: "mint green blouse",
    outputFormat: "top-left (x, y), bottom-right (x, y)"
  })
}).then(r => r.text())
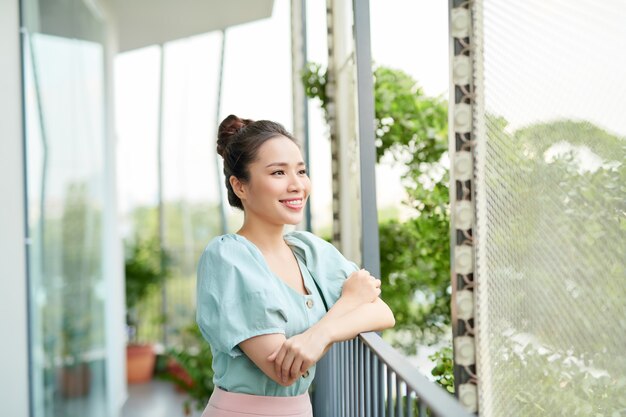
top-left (196, 231), bottom-right (359, 396)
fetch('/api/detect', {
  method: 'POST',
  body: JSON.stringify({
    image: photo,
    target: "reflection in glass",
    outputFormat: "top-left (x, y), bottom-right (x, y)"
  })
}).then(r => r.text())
top-left (23, 9), bottom-right (108, 417)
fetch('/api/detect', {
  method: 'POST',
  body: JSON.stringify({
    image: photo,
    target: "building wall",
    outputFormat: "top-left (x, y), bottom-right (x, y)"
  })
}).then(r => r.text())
top-left (0, 1), bottom-right (31, 416)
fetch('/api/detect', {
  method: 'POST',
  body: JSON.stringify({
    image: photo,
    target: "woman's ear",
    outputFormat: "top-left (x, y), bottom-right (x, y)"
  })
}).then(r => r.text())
top-left (229, 175), bottom-right (246, 200)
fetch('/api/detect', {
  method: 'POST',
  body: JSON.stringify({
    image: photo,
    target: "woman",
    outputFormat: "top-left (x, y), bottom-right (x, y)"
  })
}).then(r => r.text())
top-left (196, 115), bottom-right (395, 417)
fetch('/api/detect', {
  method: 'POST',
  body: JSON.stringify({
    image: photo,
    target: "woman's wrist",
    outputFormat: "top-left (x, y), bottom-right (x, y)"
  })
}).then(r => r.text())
top-left (335, 294), bottom-right (364, 312)
top-left (309, 320), bottom-right (335, 346)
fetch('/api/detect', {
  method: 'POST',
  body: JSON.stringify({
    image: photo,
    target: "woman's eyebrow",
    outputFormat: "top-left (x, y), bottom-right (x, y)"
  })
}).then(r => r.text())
top-left (265, 161), bottom-right (306, 168)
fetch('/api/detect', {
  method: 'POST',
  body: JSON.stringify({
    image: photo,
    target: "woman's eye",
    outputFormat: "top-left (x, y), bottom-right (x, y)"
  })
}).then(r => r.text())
top-left (299, 169), bottom-right (308, 175)
top-left (271, 170), bottom-right (285, 176)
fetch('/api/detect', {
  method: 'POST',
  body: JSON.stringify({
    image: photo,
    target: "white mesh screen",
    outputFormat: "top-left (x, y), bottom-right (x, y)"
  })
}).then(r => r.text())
top-left (474, 1), bottom-right (626, 416)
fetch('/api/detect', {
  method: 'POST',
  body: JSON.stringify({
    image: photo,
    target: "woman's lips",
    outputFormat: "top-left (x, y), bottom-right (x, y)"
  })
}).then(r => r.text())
top-left (280, 198), bottom-right (304, 210)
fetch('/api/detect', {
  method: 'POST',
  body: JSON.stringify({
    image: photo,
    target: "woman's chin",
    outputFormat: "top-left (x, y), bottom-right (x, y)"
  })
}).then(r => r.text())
top-left (281, 212), bottom-right (305, 225)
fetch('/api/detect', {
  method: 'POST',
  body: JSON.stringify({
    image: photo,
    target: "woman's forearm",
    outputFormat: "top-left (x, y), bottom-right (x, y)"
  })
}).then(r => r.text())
top-left (268, 297), bottom-right (394, 382)
top-left (311, 297), bottom-right (395, 347)
top-left (323, 293), bottom-right (362, 320)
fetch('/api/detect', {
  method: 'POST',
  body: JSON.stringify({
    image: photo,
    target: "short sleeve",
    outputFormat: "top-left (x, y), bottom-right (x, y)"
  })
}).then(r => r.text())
top-left (286, 231), bottom-right (359, 307)
top-left (196, 237), bottom-right (287, 358)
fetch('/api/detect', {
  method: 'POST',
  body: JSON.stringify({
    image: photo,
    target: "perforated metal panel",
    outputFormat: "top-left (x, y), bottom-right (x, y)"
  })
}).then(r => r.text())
top-left (471, 1), bottom-right (626, 416)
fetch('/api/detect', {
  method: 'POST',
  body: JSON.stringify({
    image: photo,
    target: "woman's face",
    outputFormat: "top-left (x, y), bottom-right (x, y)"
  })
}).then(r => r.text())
top-left (235, 136), bottom-right (311, 226)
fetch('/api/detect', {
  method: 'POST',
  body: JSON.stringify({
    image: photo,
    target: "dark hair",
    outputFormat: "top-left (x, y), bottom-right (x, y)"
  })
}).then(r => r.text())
top-left (217, 114), bottom-right (299, 210)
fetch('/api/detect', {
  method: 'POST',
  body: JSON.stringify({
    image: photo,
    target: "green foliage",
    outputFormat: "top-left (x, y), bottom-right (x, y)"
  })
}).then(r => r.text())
top-left (429, 346), bottom-right (454, 394)
top-left (160, 324), bottom-right (215, 413)
top-left (125, 237), bottom-right (169, 310)
top-left (378, 216), bottom-right (450, 352)
top-left (124, 202), bottom-right (223, 344)
top-left (303, 63), bottom-right (451, 351)
top-left (373, 67), bottom-right (448, 166)
top-left (302, 62), bottom-right (328, 111)
top-left (60, 182), bottom-right (103, 365)
top-left (125, 236), bottom-right (171, 343)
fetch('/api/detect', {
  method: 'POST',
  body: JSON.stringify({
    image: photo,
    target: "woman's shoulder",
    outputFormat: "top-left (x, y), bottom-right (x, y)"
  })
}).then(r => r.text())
top-left (198, 234), bottom-right (256, 271)
top-left (203, 233), bottom-right (244, 252)
top-left (284, 230), bottom-right (334, 249)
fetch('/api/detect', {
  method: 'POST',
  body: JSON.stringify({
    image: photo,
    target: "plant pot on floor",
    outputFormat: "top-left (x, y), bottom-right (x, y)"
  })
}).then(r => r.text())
top-left (126, 344), bottom-right (156, 384)
top-left (59, 362), bottom-right (91, 398)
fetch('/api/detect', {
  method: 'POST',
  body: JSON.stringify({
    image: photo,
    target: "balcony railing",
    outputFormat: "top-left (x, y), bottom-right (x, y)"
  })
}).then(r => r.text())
top-left (312, 332), bottom-right (474, 417)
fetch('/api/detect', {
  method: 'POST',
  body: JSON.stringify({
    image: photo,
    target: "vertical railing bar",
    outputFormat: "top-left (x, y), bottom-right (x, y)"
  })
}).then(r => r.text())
top-left (396, 378), bottom-right (403, 417)
top-left (362, 344), bottom-right (373, 417)
top-left (344, 342), bottom-right (349, 417)
top-left (356, 339), bottom-right (360, 415)
top-left (355, 339), bottom-right (359, 416)
top-left (343, 342), bottom-right (352, 417)
top-left (332, 345), bottom-right (337, 417)
top-left (341, 343), bottom-right (345, 417)
top-left (355, 338), bottom-right (363, 416)
top-left (406, 387), bottom-right (412, 417)
top-left (386, 367), bottom-right (393, 417)
top-left (371, 353), bottom-right (378, 417)
top-left (349, 339), bottom-right (354, 417)
top-left (359, 340), bottom-right (365, 416)
top-left (354, 338), bottom-right (363, 416)
top-left (338, 343), bottom-right (343, 417)
top-left (419, 399), bottom-right (428, 417)
top-left (378, 359), bottom-right (385, 417)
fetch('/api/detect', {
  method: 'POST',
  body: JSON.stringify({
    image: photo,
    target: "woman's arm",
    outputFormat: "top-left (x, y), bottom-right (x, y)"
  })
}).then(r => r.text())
top-left (237, 270), bottom-right (381, 387)
top-left (268, 285), bottom-right (395, 384)
top-left (314, 297), bottom-right (395, 344)
top-left (239, 333), bottom-right (302, 387)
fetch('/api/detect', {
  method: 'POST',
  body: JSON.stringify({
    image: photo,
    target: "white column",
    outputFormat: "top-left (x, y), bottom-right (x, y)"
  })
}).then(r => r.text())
top-left (102, 4), bottom-right (128, 415)
top-left (327, 0), bottom-right (362, 265)
top-left (291, 0), bottom-right (311, 231)
top-left (0, 1), bottom-right (31, 416)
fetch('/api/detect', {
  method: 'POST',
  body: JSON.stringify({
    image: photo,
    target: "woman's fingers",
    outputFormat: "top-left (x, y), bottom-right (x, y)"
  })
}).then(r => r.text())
top-left (290, 356), bottom-right (304, 380)
top-left (267, 347), bottom-right (279, 362)
top-left (280, 350), bottom-right (297, 384)
top-left (272, 346), bottom-right (288, 382)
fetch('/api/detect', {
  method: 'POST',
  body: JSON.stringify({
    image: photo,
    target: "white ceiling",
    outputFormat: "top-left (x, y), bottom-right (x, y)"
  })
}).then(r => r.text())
top-left (112, 0), bottom-right (275, 52)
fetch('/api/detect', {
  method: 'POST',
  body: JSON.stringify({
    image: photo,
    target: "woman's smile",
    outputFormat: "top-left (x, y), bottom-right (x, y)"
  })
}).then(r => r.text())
top-left (280, 198), bottom-right (305, 210)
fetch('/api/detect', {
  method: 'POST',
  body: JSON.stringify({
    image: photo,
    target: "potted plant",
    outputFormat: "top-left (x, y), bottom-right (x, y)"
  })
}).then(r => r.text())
top-left (125, 236), bottom-right (170, 383)
top-left (160, 323), bottom-right (214, 415)
top-left (58, 182), bottom-right (99, 397)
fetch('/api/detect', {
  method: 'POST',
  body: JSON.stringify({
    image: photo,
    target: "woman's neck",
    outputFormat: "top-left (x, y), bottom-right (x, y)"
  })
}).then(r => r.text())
top-left (236, 222), bottom-right (288, 253)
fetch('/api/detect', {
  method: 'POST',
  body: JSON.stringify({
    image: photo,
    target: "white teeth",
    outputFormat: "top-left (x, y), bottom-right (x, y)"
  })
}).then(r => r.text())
top-left (282, 199), bottom-right (302, 205)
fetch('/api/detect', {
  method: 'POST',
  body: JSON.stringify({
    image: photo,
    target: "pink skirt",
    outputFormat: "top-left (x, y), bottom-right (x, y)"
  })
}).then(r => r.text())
top-left (201, 387), bottom-right (313, 417)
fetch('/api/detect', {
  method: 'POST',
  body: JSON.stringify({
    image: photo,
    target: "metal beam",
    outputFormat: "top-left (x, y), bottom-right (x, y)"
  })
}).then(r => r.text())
top-left (157, 44), bottom-right (168, 347)
top-left (290, 0), bottom-right (312, 231)
top-left (352, 0), bottom-right (380, 278)
top-left (215, 30), bottom-right (229, 235)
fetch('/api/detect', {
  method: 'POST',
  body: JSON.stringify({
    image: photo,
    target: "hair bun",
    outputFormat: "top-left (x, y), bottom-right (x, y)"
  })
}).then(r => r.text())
top-left (217, 114), bottom-right (253, 157)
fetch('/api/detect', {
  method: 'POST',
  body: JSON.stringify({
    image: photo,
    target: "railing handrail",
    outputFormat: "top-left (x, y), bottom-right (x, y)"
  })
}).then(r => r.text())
top-left (359, 332), bottom-right (474, 417)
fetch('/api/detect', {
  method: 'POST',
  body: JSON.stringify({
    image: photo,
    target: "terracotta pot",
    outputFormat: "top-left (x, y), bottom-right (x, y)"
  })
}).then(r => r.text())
top-left (167, 358), bottom-right (194, 392)
top-left (59, 363), bottom-right (91, 398)
top-left (126, 344), bottom-right (156, 384)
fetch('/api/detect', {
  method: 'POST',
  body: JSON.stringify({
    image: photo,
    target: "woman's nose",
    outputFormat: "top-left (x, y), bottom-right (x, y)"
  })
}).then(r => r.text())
top-left (287, 174), bottom-right (304, 192)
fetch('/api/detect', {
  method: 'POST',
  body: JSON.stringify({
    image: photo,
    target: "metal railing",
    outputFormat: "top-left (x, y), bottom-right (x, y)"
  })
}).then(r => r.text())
top-left (312, 332), bottom-right (474, 417)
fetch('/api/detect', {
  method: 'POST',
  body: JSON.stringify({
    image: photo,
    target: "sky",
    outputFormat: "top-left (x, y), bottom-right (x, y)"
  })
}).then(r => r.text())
top-left (114, 0), bottom-right (450, 231)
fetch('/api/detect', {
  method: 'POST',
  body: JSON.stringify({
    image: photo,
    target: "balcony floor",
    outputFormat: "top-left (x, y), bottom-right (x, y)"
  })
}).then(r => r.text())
top-left (121, 379), bottom-right (203, 417)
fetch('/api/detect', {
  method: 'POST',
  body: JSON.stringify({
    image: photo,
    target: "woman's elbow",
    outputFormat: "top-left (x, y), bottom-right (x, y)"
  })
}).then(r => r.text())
top-left (376, 298), bottom-right (395, 329)
top-left (384, 305), bottom-right (396, 329)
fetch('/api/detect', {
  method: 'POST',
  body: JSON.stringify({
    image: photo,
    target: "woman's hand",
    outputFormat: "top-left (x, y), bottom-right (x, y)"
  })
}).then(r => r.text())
top-left (341, 269), bottom-right (381, 305)
top-left (267, 328), bottom-right (329, 384)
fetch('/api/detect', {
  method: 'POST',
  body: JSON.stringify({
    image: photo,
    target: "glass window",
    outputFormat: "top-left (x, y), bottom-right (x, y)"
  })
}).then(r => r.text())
top-left (22, 1), bottom-right (108, 416)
